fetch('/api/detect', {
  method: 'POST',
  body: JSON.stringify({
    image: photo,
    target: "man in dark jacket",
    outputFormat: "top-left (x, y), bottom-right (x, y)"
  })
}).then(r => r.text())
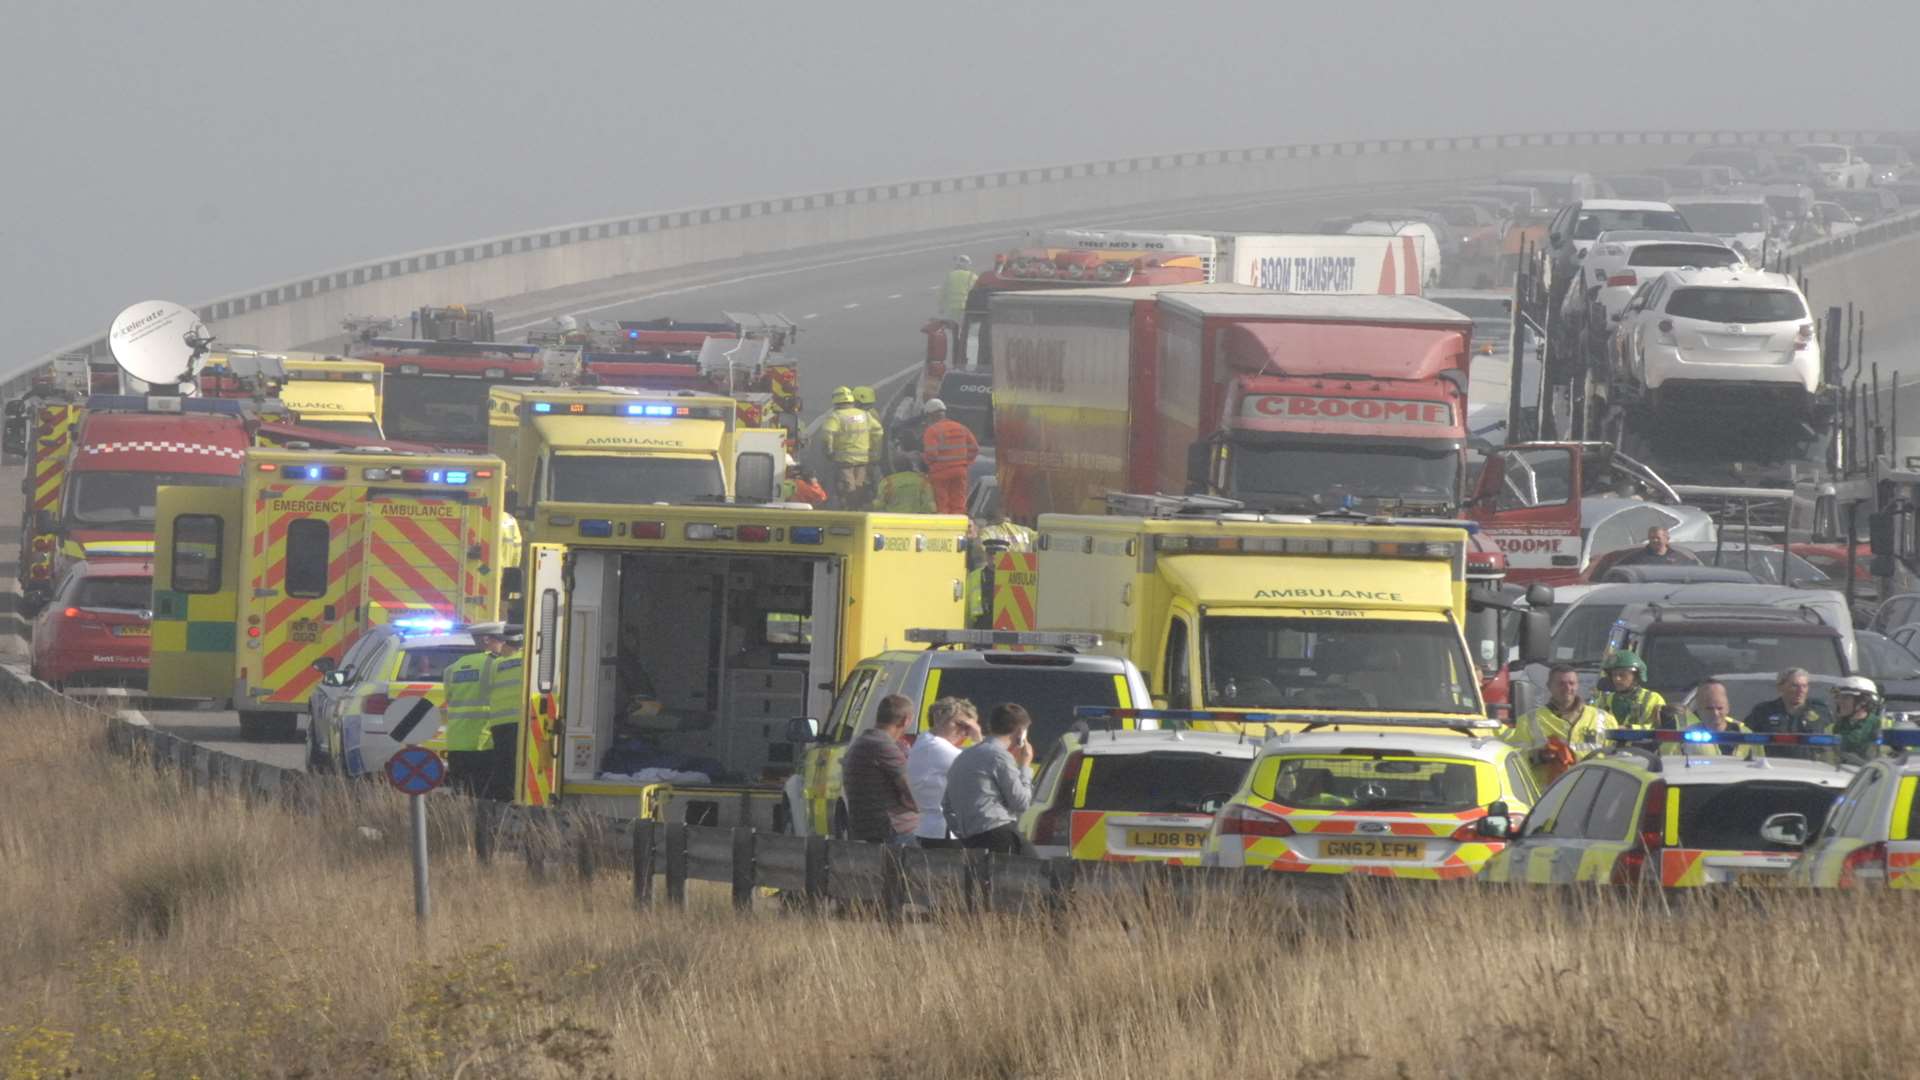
top-left (1612, 526), bottom-right (1699, 568)
top-left (1743, 666), bottom-right (1833, 760)
top-left (840, 693), bottom-right (919, 845)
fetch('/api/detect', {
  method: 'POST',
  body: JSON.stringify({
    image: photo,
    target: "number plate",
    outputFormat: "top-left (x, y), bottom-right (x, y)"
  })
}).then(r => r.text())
top-left (1322, 838), bottom-right (1425, 861)
top-left (112, 624), bottom-right (150, 637)
top-left (1126, 828), bottom-right (1207, 850)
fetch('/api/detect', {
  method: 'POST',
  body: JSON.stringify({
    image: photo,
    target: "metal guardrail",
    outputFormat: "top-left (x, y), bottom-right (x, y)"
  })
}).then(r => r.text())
top-left (16, 127), bottom-right (1913, 394)
top-left (1784, 206), bottom-right (1920, 264)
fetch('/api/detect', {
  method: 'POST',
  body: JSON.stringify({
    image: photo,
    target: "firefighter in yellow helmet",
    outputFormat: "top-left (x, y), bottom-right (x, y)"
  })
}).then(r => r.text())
top-left (854, 385), bottom-right (884, 501)
top-left (820, 386), bottom-right (874, 509)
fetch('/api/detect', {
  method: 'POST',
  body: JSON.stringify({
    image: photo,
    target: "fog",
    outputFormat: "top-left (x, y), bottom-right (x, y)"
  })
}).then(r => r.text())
top-left (3, 0), bottom-right (1910, 358)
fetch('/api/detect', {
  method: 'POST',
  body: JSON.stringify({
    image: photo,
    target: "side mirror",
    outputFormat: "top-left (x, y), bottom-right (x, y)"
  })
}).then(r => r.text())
top-left (1870, 510), bottom-right (1896, 557)
top-left (1477, 800), bottom-right (1516, 839)
top-left (784, 716), bottom-right (820, 743)
top-left (322, 670), bottom-right (350, 687)
top-left (1518, 609), bottom-right (1552, 665)
top-left (1185, 441), bottom-right (1212, 494)
top-left (1525, 582), bottom-right (1555, 608)
top-left (311, 656), bottom-right (336, 674)
top-left (1198, 794), bottom-right (1232, 815)
top-left (1759, 812), bottom-right (1809, 847)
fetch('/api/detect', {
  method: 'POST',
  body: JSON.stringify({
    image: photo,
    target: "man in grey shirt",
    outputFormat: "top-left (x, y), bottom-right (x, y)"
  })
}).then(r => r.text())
top-left (941, 703), bottom-right (1036, 854)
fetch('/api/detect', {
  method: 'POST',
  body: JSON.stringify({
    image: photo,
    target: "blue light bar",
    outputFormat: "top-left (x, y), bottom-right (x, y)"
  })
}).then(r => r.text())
top-left (444, 470), bottom-right (469, 484)
top-left (578, 519), bottom-right (614, 538)
top-left (532, 402), bottom-right (553, 413)
top-left (1607, 729), bottom-right (1840, 747)
top-left (1879, 729), bottom-right (1920, 749)
top-left (302, 466), bottom-right (325, 480)
top-left (790, 526), bottom-right (823, 545)
top-left (392, 615), bottom-right (456, 633)
top-left (1074, 706), bottom-right (1284, 724)
top-left (627, 329), bottom-right (641, 339)
top-left (623, 403), bottom-right (677, 417)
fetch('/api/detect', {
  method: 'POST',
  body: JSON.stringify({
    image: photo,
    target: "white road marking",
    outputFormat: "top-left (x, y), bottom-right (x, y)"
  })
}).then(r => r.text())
top-left (803, 313), bottom-right (819, 319)
top-left (842, 302), bottom-right (860, 309)
top-left (887, 293), bottom-right (903, 299)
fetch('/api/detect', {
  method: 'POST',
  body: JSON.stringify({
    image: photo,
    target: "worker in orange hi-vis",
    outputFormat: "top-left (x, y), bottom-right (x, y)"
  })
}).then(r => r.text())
top-left (920, 398), bottom-right (979, 515)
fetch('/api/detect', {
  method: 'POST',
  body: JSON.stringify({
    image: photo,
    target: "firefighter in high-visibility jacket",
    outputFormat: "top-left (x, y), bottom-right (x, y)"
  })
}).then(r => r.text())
top-left (1590, 649), bottom-right (1666, 728)
top-left (441, 638), bottom-right (496, 796)
top-left (920, 398), bottom-right (979, 515)
top-left (820, 386), bottom-right (875, 509)
top-left (875, 452), bottom-right (936, 513)
top-left (1502, 663), bottom-right (1611, 787)
top-left (481, 623), bottom-right (526, 801)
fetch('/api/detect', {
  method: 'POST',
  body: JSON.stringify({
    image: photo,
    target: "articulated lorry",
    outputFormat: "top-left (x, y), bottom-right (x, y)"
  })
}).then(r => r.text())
top-left (486, 386), bottom-right (786, 540)
top-left (509, 505), bottom-right (968, 825)
top-left (991, 285), bottom-right (1475, 521)
top-left (150, 447), bottom-right (514, 740)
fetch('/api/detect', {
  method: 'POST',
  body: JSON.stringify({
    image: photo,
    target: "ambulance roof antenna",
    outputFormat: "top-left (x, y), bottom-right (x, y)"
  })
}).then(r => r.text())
top-left (109, 300), bottom-right (211, 395)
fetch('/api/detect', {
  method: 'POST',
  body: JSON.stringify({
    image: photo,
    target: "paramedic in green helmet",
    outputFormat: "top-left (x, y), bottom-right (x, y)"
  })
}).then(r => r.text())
top-left (1591, 649), bottom-right (1665, 728)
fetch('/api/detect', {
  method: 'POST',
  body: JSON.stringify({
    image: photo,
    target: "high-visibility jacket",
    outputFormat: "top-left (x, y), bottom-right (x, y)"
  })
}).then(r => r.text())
top-left (1593, 686), bottom-right (1666, 728)
top-left (862, 408), bottom-right (885, 459)
top-left (441, 651), bottom-right (494, 751)
top-left (1502, 703), bottom-right (1610, 786)
top-left (922, 418), bottom-right (979, 476)
top-left (977, 521), bottom-right (1036, 552)
top-left (941, 269), bottom-right (978, 321)
top-left (820, 407), bottom-right (874, 464)
top-left (875, 470), bottom-right (935, 513)
top-left (484, 652), bottom-right (525, 730)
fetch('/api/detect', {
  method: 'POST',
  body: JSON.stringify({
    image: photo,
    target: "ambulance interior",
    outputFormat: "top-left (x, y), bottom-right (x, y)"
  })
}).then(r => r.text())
top-left (562, 550), bottom-right (835, 786)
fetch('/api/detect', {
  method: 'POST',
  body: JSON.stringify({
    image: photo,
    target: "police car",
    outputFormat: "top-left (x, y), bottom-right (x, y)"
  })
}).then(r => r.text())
top-left (1479, 729), bottom-right (1854, 888)
top-left (1784, 729), bottom-right (1920, 889)
top-left (306, 619), bottom-right (476, 777)
top-left (1020, 712), bottom-right (1259, 864)
top-left (1201, 717), bottom-right (1540, 880)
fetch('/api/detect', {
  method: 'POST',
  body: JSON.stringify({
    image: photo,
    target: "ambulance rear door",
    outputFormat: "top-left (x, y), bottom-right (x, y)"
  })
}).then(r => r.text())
top-left (517, 543), bottom-right (568, 806)
top-left (359, 487), bottom-right (476, 625)
top-left (250, 479), bottom-right (366, 707)
top-left (151, 485), bottom-right (243, 700)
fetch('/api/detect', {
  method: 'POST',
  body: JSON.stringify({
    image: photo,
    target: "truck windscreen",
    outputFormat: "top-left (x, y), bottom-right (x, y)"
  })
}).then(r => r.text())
top-left (549, 455), bottom-right (725, 505)
top-left (1228, 444), bottom-right (1458, 512)
top-left (382, 375), bottom-right (492, 445)
top-left (66, 471), bottom-right (240, 526)
top-left (1202, 616), bottom-right (1480, 714)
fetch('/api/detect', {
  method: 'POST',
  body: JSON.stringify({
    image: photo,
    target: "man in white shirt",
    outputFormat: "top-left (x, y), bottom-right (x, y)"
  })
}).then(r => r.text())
top-left (906, 697), bottom-right (980, 849)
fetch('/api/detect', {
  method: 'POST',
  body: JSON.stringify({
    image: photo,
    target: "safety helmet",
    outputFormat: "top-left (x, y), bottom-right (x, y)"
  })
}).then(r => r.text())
top-left (955, 254), bottom-right (973, 268)
top-left (1834, 674), bottom-right (1880, 701)
top-left (1602, 649), bottom-right (1648, 680)
top-left (854, 386), bottom-right (876, 406)
top-left (924, 397), bottom-right (947, 412)
top-left (832, 386), bottom-right (855, 405)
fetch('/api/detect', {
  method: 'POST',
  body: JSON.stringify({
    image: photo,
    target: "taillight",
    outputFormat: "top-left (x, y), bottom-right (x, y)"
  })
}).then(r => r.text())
top-left (1613, 781), bottom-right (1668, 886)
top-left (1840, 842), bottom-right (1888, 888)
top-left (1451, 819), bottom-right (1491, 842)
top-left (1030, 751), bottom-right (1082, 847)
top-left (63, 607), bottom-right (80, 619)
top-left (362, 693), bottom-right (391, 717)
top-left (1795, 323), bottom-right (1814, 350)
top-left (1606, 272), bottom-right (1637, 287)
top-left (1216, 802), bottom-right (1295, 838)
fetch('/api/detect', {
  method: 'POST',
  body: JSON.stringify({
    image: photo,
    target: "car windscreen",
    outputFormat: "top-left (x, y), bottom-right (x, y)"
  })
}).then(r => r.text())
top-left (1860, 633), bottom-right (1920, 680)
top-left (1201, 616), bottom-right (1480, 714)
top-left (1675, 781), bottom-right (1839, 851)
top-left (1628, 244), bottom-right (1742, 268)
top-left (1258, 755), bottom-right (1486, 813)
top-left (382, 375), bottom-right (492, 445)
top-left (1079, 752), bottom-right (1252, 814)
top-left (1663, 287), bottom-right (1807, 323)
top-left (926, 665), bottom-right (1125, 758)
top-left (72, 577), bottom-right (153, 610)
top-left (398, 646), bottom-right (474, 681)
top-left (1550, 603), bottom-right (1626, 665)
top-left (1227, 442), bottom-right (1458, 512)
top-left (66, 471), bottom-right (240, 526)
top-left (1575, 209), bottom-right (1691, 239)
top-left (1640, 632), bottom-right (1846, 695)
top-left (547, 455), bottom-right (725, 505)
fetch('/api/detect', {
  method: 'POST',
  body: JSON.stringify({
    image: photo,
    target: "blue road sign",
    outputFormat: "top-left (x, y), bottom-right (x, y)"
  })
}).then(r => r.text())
top-left (385, 745), bottom-right (447, 796)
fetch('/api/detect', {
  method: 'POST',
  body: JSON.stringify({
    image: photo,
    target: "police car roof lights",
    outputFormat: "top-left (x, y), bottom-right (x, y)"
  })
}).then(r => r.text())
top-left (1607, 728), bottom-right (1841, 747)
top-left (1878, 728), bottom-right (1920, 750)
top-left (906, 628), bottom-right (1101, 650)
top-left (392, 615), bottom-right (457, 634)
top-left (1295, 714), bottom-right (1505, 732)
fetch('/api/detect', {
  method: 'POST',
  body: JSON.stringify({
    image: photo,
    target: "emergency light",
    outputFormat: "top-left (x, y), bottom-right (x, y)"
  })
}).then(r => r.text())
top-left (1878, 729), bottom-right (1920, 749)
top-left (533, 402), bottom-right (553, 413)
top-left (1152, 534), bottom-right (1461, 559)
top-left (790, 526), bottom-right (824, 545)
top-left (1607, 729), bottom-right (1841, 747)
top-left (578, 519), bottom-right (614, 538)
top-left (393, 615), bottom-right (456, 633)
top-left (909, 628), bottom-right (1102, 649)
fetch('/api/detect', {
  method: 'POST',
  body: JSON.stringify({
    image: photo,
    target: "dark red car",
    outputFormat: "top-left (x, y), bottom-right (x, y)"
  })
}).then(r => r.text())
top-left (30, 560), bottom-right (153, 689)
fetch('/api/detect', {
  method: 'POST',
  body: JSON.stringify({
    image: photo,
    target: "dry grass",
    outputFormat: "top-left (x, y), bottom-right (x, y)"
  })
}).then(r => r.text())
top-left (3, 700), bottom-right (1918, 1079)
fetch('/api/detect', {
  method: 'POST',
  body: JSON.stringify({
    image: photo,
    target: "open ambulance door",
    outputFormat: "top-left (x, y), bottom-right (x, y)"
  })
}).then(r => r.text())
top-left (516, 543), bottom-right (567, 807)
top-left (733, 429), bottom-right (783, 502)
top-left (151, 486), bottom-right (245, 701)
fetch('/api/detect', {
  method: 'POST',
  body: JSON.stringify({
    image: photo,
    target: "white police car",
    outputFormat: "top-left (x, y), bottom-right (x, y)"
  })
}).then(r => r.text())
top-left (306, 618), bottom-right (478, 777)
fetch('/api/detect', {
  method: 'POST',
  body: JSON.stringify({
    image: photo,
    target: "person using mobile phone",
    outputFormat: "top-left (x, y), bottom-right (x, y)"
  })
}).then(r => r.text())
top-left (941, 703), bottom-right (1037, 855)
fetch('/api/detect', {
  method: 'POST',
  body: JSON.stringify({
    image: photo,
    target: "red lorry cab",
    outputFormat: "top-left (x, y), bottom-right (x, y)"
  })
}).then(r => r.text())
top-left (349, 339), bottom-right (546, 450)
top-left (57, 399), bottom-right (250, 573)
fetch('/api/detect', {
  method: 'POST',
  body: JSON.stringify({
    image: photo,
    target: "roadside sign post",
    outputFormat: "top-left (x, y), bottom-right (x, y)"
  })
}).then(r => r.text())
top-left (384, 746), bottom-right (447, 924)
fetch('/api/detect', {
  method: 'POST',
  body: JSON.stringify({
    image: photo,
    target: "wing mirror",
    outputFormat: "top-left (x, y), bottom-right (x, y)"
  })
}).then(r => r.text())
top-left (784, 716), bottom-right (821, 743)
top-left (1526, 583), bottom-right (1555, 608)
top-left (1199, 794), bottom-right (1233, 815)
top-left (1759, 812), bottom-right (1809, 848)
top-left (311, 656), bottom-right (336, 674)
top-left (1477, 800), bottom-right (1517, 839)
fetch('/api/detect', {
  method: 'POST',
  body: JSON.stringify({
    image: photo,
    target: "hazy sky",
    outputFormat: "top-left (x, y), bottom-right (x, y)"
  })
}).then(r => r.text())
top-left (4, 0), bottom-right (1910, 357)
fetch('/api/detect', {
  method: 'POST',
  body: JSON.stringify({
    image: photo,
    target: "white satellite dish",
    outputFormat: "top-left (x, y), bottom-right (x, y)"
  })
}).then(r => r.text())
top-left (108, 300), bottom-right (211, 392)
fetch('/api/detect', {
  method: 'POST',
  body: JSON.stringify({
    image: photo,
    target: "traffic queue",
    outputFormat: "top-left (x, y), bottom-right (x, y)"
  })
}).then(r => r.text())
top-left (35, 146), bottom-right (1920, 901)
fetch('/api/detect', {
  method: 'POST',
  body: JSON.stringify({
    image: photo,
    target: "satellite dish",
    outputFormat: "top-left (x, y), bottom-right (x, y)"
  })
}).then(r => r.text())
top-left (108, 301), bottom-right (212, 392)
